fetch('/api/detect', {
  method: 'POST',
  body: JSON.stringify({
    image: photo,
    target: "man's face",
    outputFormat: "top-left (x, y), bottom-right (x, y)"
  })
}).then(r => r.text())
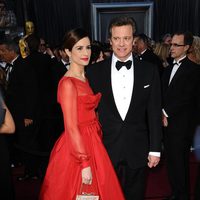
top-left (110, 25), bottom-right (133, 61)
top-left (170, 34), bottom-right (189, 60)
top-left (39, 39), bottom-right (46, 53)
top-left (0, 44), bottom-right (14, 63)
top-left (136, 39), bottom-right (146, 54)
top-left (132, 36), bottom-right (139, 55)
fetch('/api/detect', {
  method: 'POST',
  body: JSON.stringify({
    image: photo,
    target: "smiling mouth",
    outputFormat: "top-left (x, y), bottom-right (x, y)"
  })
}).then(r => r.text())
top-left (117, 48), bottom-right (126, 52)
top-left (81, 58), bottom-right (89, 61)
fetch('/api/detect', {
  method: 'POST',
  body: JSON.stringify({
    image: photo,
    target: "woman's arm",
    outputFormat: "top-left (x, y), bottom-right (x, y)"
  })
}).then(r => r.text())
top-left (0, 104), bottom-right (15, 134)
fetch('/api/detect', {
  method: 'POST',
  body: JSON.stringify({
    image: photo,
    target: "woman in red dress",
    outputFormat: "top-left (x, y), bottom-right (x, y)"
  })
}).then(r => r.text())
top-left (39, 28), bottom-right (125, 200)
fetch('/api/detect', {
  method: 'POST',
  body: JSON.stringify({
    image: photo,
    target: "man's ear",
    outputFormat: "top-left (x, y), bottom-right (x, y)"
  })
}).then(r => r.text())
top-left (184, 44), bottom-right (190, 53)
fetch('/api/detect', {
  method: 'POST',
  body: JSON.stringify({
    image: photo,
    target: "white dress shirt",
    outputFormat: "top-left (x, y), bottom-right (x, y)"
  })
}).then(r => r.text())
top-left (6, 56), bottom-right (18, 81)
top-left (61, 59), bottom-right (70, 70)
top-left (168, 55), bottom-right (186, 85)
top-left (111, 54), bottom-right (133, 120)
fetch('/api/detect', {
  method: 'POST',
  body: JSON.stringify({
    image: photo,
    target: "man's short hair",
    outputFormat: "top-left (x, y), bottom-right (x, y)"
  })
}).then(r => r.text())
top-left (173, 31), bottom-right (194, 46)
top-left (0, 38), bottom-right (19, 54)
top-left (108, 16), bottom-right (136, 39)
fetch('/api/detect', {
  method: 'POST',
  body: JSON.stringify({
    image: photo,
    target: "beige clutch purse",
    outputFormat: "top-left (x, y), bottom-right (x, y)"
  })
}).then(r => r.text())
top-left (76, 194), bottom-right (99, 200)
top-left (76, 184), bottom-right (99, 200)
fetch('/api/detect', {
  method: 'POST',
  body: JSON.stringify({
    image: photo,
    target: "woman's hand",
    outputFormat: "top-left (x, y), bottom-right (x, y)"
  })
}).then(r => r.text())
top-left (81, 166), bottom-right (92, 185)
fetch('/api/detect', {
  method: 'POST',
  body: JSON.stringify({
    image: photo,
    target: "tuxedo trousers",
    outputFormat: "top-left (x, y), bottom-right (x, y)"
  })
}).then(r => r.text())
top-left (115, 160), bottom-right (147, 200)
top-left (164, 129), bottom-right (191, 200)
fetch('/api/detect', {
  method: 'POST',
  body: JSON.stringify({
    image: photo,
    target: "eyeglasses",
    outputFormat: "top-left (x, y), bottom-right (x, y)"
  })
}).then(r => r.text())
top-left (170, 43), bottom-right (186, 47)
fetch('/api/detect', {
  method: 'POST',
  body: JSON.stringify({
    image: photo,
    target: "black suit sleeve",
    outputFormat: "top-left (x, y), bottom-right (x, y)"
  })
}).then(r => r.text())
top-left (147, 66), bottom-right (162, 152)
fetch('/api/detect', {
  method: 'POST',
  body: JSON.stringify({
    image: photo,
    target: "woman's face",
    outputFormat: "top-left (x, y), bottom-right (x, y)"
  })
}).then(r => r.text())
top-left (65, 37), bottom-right (91, 67)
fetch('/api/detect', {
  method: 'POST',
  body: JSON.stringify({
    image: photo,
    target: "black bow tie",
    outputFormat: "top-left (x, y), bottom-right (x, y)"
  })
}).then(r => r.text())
top-left (116, 60), bottom-right (132, 70)
top-left (5, 63), bottom-right (13, 72)
top-left (173, 58), bottom-right (185, 66)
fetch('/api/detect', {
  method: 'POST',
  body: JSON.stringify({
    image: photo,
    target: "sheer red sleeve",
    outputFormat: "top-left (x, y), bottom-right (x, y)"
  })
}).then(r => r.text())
top-left (58, 78), bottom-right (90, 168)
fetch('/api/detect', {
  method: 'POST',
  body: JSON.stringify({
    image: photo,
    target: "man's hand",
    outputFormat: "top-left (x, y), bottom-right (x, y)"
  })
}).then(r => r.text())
top-left (162, 114), bottom-right (168, 127)
top-left (148, 155), bottom-right (160, 168)
top-left (24, 118), bottom-right (33, 127)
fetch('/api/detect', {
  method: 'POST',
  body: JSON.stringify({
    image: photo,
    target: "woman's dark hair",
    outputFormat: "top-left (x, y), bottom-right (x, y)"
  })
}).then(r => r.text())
top-left (62, 28), bottom-right (89, 51)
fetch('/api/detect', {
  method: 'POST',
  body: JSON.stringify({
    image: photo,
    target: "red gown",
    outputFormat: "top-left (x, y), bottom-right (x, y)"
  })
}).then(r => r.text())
top-left (40, 76), bottom-right (124, 200)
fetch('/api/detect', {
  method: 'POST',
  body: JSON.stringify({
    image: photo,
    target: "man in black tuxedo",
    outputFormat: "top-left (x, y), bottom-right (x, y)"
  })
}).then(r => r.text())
top-left (22, 34), bottom-right (63, 178)
top-left (87, 16), bottom-right (162, 200)
top-left (0, 38), bottom-right (39, 177)
top-left (162, 31), bottom-right (200, 200)
top-left (50, 48), bottom-right (69, 87)
top-left (135, 33), bottom-right (163, 76)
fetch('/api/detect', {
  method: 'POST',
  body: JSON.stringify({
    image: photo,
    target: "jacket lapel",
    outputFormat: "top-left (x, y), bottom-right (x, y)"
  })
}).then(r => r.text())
top-left (102, 58), bottom-right (122, 120)
top-left (162, 65), bottom-right (173, 92)
top-left (168, 58), bottom-right (188, 88)
top-left (124, 59), bottom-right (141, 121)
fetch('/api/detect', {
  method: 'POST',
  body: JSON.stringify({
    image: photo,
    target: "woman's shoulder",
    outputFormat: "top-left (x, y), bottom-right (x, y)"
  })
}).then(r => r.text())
top-left (58, 76), bottom-right (76, 89)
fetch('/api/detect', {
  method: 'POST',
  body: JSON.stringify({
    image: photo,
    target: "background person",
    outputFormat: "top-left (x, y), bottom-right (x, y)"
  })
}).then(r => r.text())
top-left (162, 31), bottom-right (200, 200)
top-left (0, 91), bottom-right (15, 200)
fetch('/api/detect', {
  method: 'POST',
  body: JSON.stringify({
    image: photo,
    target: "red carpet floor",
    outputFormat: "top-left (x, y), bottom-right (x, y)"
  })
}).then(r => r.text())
top-left (12, 153), bottom-right (199, 200)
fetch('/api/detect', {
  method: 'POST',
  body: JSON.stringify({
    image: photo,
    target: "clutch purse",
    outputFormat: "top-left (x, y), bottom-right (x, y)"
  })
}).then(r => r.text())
top-left (76, 184), bottom-right (99, 200)
top-left (76, 194), bottom-right (99, 200)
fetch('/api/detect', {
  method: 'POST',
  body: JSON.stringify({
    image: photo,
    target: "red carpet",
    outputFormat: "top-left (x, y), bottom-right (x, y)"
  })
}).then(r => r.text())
top-left (12, 153), bottom-right (198, 200)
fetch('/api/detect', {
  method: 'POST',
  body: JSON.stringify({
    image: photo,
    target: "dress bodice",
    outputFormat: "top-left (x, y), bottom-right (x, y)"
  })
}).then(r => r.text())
top-left (58, 76), bottom-right (101, 124)
top-left (78, 93), bottom-right (101, 124)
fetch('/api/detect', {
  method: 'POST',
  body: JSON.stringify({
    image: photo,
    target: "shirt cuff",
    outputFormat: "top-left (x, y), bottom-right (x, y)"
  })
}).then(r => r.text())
top-left (149, 152), bottom-right (160, 157)
top-left (162, 108), bottom-right (169, 117)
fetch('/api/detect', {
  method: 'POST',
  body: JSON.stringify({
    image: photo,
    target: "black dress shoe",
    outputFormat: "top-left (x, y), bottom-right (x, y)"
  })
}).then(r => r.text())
top-left (17, 174), bottom-right (40, 181)
top-left (163, 195), bottom-right (178, 200)
top-left (17, 174), bottom-right (30, 181)
top-left (30, 176), bottom-right (39, 180)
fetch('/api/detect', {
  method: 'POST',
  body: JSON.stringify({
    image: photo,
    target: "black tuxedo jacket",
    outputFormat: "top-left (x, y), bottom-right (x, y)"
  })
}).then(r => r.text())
top-left (25, 52), bottom-right (55, 119)
top-left (50, 58), bottom-right (68, 88)
top-left (87, 56), bottom-right (162, 169)
top-left (162, 57), bottom-right (200, 137)
top-left (140, 49), bottom-right (163, 75)
top-left (6, 56), bottom-right (37, 125)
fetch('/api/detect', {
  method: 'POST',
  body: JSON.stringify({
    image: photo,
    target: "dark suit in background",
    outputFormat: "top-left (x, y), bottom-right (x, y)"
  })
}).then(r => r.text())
top-left (24, 51), bottom-right (62, 156)
top-left (6, 55), bottom-right (39, 177)
top-left (162, 57), bottom-right (200, 200)
top-left (139, 48), bottom-right (163, 75)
